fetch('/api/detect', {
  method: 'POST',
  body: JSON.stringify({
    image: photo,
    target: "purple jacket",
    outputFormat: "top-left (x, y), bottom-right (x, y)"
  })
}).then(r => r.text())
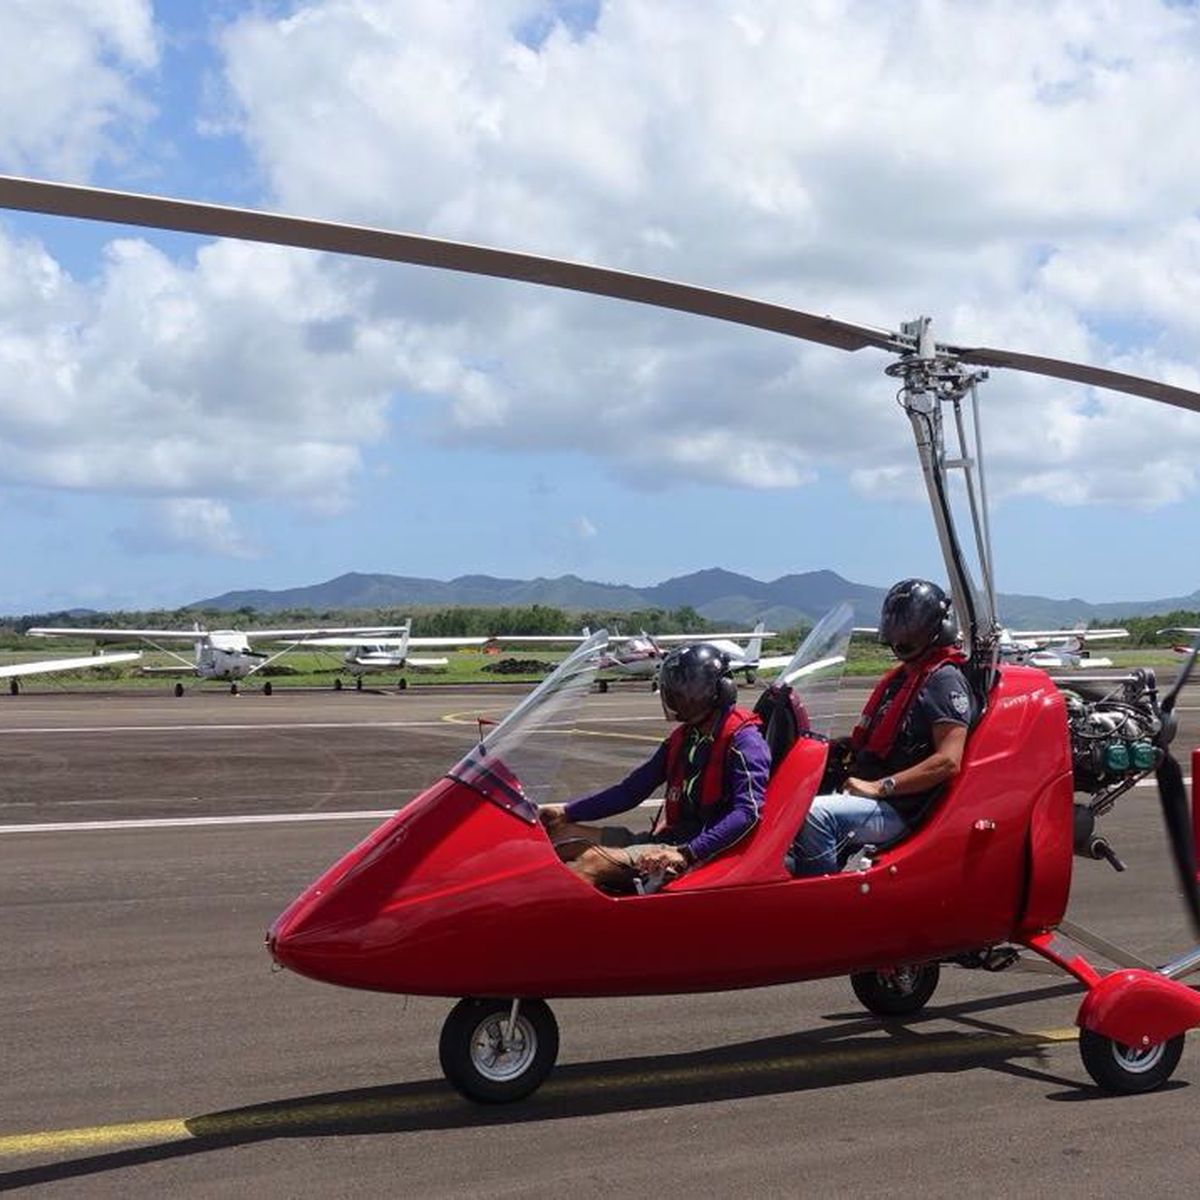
top-left (564, 714), bottom-right (771, 862)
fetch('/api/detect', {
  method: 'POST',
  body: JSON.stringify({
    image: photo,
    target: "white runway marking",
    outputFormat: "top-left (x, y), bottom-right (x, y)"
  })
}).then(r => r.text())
top-left (0, 714), bottom-right (665, 736)
top-left (0, 800), bottom-right (662, 835)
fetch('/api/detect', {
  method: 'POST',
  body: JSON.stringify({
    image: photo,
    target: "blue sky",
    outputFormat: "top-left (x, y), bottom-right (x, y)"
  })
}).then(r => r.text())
top-left (3, 1), bottom-right (1200, 614)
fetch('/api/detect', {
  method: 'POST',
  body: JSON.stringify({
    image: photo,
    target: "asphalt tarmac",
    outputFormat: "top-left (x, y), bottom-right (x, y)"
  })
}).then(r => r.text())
top-left (2, 680), bottom-right (1199, 1198)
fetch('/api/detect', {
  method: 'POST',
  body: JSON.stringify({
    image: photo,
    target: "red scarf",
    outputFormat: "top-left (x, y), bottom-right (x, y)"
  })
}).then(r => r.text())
top-left (851, 646), bottom-right (967, 759)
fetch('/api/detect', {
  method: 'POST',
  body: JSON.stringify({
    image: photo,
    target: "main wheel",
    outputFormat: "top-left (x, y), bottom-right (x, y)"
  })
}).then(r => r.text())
top-left (334, 678), bottom-right (343, 692)
top-left (355, 677), bottom-right (363, 692)
top-left (398, 677), bottom-right (408, 691)
top-left (263, 681), bottom-right (273, 696)
top-left (1078, 1028), bottom-right (1184, 1094)
top-left (598, 679), bottom-right (608, 693)
top-left (851, 962), bottom-right (940, 1017)
top-left (439, 998), bottom-right (559, 1104)
top-left (9, 679), bottom-right (19, 696)
top-left (173, 682), bottom-right (184, 698)
top-left (230, 682), bottom-right (239, 696)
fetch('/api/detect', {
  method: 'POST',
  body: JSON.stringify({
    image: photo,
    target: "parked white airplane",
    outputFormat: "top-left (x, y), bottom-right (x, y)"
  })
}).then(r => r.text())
top-left (27, 623), bottom-right (410, 695)
top-left (285, 621), bottom-right (491, 690)
top-left (997, 626), bottom-right (1129, 669)
top-left (1, 651), bottom-right (142, 695)
top-left (1159, 627), bottom-right (1200, 654)
top-left (498, 622), bottom-right (788, 690)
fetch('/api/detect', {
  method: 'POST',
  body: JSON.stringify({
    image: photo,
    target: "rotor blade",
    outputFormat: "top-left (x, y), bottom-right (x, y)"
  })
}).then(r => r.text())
top-left (1154, 750), bottom-right (1200, 937)
top-left (0, 175), bottom-right (902, 355)
top-left (950, 345), bottom-right (1200, 415)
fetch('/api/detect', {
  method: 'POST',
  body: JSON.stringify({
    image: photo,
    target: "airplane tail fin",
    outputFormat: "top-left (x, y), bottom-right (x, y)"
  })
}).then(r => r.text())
top-left (744, 621), bottom-right (765, 667)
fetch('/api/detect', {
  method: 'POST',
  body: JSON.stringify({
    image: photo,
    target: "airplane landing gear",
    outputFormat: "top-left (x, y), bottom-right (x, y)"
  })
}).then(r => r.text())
top-left (355, 677), bottom-right (363, 692)
top-left (597, 679), bottom-right (608, 693)
top-left (398, 677), bottom-right (408, 691)
top-left (334, 678), bottom-right (343, 691)
top-left (9, 679), bottom-right (18, 696)
top-left (439, 997), bottom-right (559, 1104)
top-left (263, 681), bottom-right (273, 696)
top-left (230, 682), bottom-right (239, 696)
top-left (173, 682), bottom-right (184, 698)
top-left (850, 962), bottom-right (940, 1017)
top-left (1078, 1029), bottom-right (1185, 1093)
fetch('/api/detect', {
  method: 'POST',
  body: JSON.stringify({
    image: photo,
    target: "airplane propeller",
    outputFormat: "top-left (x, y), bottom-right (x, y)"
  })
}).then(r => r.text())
top-left (1154, 637), bottom-right (1200, 936)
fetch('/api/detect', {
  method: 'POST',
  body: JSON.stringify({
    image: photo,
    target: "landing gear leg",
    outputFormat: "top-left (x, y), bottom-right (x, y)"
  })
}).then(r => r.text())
top-left (439, 997), bottom-right (559, 1103)
top-left (334, 678), bottom-right (343, 692)
top-left (9, 679), bottom-right (18, 696)
top-left (230, 682), bottom-right (239, 696)
top-left (355, 677), bottom-right (363, 692)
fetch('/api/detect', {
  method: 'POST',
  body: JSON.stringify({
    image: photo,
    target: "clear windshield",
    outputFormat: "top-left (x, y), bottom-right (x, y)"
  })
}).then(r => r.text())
top-left (769, 602), bottom-right (855, 738)
top-left (448, 629), bottom-right (608, 822)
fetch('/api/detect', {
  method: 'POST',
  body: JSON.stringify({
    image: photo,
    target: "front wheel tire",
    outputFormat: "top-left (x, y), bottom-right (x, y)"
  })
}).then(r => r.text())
top-left (1079, 1028), bottom-right (1184, 1093)
top-left (439, 998), bottom-right (559, 1104)
top-left (851, 963), bottom-right (940, 1017)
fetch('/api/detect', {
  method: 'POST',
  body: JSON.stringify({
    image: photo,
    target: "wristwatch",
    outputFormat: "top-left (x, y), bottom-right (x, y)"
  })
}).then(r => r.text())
top-left (879, 776), bottom-right (897, 798)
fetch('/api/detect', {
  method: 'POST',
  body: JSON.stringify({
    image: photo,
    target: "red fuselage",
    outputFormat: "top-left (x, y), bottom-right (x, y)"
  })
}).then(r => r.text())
top-left (269, 667), bottom-right (1075, 998)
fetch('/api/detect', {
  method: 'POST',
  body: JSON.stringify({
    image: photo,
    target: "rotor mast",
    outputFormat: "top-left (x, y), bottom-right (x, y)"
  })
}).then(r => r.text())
top-left (887, 318), bottom-right (999, 670)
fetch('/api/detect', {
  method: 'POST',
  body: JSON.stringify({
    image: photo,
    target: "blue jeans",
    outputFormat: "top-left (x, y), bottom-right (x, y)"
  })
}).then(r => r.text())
top-left (789, 793), bottom-right (907, 876)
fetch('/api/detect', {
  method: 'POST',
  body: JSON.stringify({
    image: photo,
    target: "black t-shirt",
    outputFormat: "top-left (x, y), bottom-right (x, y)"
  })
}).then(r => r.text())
top-left (853, 663), bottom-right (979, 821)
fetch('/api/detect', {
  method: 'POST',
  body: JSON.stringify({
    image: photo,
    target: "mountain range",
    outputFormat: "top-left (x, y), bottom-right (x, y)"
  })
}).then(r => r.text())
top-left (191, 569), bottom-right (1200, 629)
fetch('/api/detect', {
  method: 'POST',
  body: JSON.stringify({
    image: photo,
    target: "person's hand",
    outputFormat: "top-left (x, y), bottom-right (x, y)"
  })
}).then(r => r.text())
top-left (539, 804), bottom-right (568, 835)
top-left (638, 846), bottom-right (688, 875)
top-left (845, 777), bottom-right (882, 800)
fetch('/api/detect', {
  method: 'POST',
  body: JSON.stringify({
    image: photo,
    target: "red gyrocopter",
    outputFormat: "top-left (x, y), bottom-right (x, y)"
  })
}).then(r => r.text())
top-left (3, 174), bottom-right (1199, 1104)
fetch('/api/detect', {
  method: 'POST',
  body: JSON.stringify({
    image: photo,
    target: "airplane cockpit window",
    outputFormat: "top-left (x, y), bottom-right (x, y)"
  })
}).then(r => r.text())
top-left (448, 630), bottom-right (608, 822)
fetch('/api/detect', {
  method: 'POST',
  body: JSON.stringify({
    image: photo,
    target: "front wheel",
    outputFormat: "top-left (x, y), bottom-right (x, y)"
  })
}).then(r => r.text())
top-left (439, 998), bottom-right (559, 1104)
top-left (1079, 1028), bottom-right (1184, 1094)
top-left (851, 962), bottom-right (940, 1017)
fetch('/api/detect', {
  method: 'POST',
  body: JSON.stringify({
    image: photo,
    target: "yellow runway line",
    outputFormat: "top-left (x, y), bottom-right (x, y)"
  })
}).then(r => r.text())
top-left (0, 1027), bottom-right (1080, 1161)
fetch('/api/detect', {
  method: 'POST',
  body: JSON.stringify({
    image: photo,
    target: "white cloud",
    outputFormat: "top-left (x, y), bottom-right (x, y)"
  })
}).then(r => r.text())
top-left (205, 0), bottom-right (1200, 508)
top-left (0, 0), bottom-right (157, 178)
top-left (6, 0), bottom-right (1200, 525)
top-left (117, 497), bottom-right (260, 559)
top-left (572, 514), bottom-right (597, 539)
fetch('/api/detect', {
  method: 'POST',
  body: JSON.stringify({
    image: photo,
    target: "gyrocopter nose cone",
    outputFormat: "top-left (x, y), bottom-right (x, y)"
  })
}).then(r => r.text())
top-left (266, 893), bottom-right (356, 982)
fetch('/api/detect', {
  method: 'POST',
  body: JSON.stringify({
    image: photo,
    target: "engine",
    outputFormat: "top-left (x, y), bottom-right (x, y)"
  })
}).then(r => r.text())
top-left (1063, 670), bottom-right (1165, 870)
top-left (1064, 670), bottom-right (1163, 800)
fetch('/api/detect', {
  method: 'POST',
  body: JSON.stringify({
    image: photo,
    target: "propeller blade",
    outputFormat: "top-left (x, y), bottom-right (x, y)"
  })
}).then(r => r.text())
top-left (0, 174), bottom-right (901, 355)
top-left (949, 345), bottom-right (1200, 416)
top-left (1154, 749), bottom-right (1200, 938)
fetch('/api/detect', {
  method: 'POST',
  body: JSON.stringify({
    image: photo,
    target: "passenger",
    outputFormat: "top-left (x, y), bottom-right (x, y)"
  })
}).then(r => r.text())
top-left (789, 579), bottom-right (979, 876)
top-left (540, 643), bottom-right (771, 890)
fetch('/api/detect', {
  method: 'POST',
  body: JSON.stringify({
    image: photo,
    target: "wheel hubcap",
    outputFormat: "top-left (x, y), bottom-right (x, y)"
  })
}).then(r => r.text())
top-left (470, 1014), bottom-right (537, 1082)
top-left (1112, 1039), bottom-right (1166, 1074)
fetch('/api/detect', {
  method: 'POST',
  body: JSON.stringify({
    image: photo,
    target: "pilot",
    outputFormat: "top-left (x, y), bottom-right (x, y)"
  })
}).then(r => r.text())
top-left (539, 643), bottom-right (771, 890)
top-left (788, 579), bottom-right (979, 876)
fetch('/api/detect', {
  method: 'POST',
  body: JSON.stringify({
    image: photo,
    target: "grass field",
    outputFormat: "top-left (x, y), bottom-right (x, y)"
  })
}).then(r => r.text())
top-left (0, 641), bottom-right (1188, 694)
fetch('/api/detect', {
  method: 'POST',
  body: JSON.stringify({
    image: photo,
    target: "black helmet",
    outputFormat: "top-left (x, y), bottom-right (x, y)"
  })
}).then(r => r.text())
top-left (658, 643), bottom-right (737, 722)
top-left (878, 579), bottom-right (958, 662)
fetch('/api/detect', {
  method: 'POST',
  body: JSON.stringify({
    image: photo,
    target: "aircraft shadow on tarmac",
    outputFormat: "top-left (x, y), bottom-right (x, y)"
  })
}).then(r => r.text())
top-left (3, 981), bottom-right (1151, 1191)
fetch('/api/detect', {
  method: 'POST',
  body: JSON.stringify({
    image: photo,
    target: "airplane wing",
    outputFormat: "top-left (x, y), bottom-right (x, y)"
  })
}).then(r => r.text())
top-left (28, 626), bottom-right (203, 644)
top-left (1159, 627), bottom-right (1200, 636)
top-left (244, 625), bottom-right (414, 641)
top-left (0, 652), bottom-right (142, 679)
top-left (643, 631), bottom-right (778, 643)
top-left (731, 654), bottom-right (794, 674)
top-left (276, 635), bottom-right (490, 648)
top-left (1012, 628), bottom-right (1129, 642)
